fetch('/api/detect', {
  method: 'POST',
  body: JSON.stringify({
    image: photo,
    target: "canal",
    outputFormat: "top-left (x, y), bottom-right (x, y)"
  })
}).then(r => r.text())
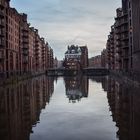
top-left (0, 75), bottom-right (140, 140)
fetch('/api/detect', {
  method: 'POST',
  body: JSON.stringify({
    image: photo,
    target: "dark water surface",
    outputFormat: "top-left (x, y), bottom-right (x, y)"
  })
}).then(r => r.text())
top-left (0, 76), bottom-right (140, 140)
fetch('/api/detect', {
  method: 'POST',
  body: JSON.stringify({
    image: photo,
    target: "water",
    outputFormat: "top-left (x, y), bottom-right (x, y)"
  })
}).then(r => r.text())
top-left (0, 76), bottom-right (140, 140)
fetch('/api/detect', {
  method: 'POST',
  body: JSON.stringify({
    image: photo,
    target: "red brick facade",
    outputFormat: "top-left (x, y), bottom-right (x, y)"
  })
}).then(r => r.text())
top-left (0, 0), bottom-right (54, 78)
top-left (89, 55), bottom-right (102, 68)
top-left (102, 0), bottom-right (140, 81)
top-left (64, 45), bottom-right (88, 70)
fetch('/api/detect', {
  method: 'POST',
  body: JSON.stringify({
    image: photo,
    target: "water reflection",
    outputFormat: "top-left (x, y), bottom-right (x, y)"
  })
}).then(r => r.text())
top-left (64, 76), bottom-right (88, 103)
top-left (0, 76), bottom-right (54, 140)
top-left (99, 76), bottom-right (140, 140)
top-left (0, 75), bottom-right (140, 140)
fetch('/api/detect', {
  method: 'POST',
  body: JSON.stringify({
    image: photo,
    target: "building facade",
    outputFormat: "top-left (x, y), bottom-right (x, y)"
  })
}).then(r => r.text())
top-left (101, 49), bottom-right (108, 68)
top-left (0, 0), bottom-right (9, 77)
top-left (80, 46), bottom-right (88, 68)
top-left (64, 45), bottom-right (88, 70)
top-left (89, 55), bottom-right (102, 68)
top-left (131, 0), bottom-right (140, 80)
top-left (0, 0), bottom-right (54, 79)
top-left (102, 0), bottom-right (140, 81)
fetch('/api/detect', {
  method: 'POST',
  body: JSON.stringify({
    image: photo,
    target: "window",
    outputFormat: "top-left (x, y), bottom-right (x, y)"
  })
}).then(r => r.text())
top-left (0, 51), bottom-right (3, 59)
top-left (129, 2), bottom-right (131, 9)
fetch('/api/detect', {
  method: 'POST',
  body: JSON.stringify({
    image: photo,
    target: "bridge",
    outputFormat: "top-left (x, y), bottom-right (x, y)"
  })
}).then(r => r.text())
top-left (46, 67), bottom-right (109, 76)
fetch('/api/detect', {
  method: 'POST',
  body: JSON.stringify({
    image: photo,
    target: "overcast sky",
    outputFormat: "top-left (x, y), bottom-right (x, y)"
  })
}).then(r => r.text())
top-left (11, 0), bottom-right (121, 60)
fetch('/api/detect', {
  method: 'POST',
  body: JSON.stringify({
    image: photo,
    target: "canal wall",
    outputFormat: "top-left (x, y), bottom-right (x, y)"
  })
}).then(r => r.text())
top-left (0, 72), bottom-right (46, 86)
top-left (46, 68), bottom-right (109, 77)
top-left (110, 70), bottom-right (140, 87)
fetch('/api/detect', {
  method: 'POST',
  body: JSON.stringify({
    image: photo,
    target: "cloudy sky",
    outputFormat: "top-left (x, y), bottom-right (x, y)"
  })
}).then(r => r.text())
top-left (11, 0), bottom-right (121, 59)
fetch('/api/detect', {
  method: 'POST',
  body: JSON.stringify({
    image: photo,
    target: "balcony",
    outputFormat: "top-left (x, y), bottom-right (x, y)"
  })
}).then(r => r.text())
top-left (0, 11), bottom-right (4, 18)
top-left (116, 47), bottom-right (121, 53)
top-left (116, 54), bottom-right (121, 62)
top-left (0, 40), bottom-right (4, 47)
top-left (42, 48), bottom-right (45, 51)
top-left (121, 27), bottom-right (128, 33)
top-left (23, 50), bottom-right (28, 56)
top-left (122, 44), bottom-right (129, 49)
top-left (0, 20), bottom-right (4, 27)
top-left (22, 34), bottom-right (28, 38)
top-left (23, 60), bottom-right (28, 64)
top-left (122, 50), bottom-right (129, 59)
top-left (0, 57), bottom-right (4, 62)
top-left (23, 45), bottom-right (28, 49)
top-left (123, 56), bottom-right (129, 60)
top-left (0, 1), bottom-right (4, 9)
top-left (115, 29), bottom-right (121, 34)
top-left (0, 56), bottom-right (4, 60)
top-left (115, 22), bottom-right (121, 28)
top-left (35, 40), bottom-right (39, 43)
top-left (121, 19), bottom-right (128, 25)
top-left (0, 51), bottom-right (4, 61)
top-left (35, 47), bottom-right (39, 51)
top-left (35, 44), bottom-right (39, 47)
top-left (116, 41), bottom-right (121, 46)
top-left (116, 35), bottom-right (121, 40)
top-left (42, 51), bottom-right (45, 54)
top-left (121, 35), bottom-right (129, 41)
top-left (22, 39), bottom-right (29, 44)
top-left (22, 28), bottom-right (28, 32)
top-left (35, 51), bottom-right (39, 55)
top-left (122, 13), bottom-right (128, 17)
top-left (23, 57), bottom-right (28, 64)
top-left (0, 30), bottom-right (4, 37)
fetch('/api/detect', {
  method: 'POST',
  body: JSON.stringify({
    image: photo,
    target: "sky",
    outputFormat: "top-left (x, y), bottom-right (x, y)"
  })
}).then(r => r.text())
top-left (11, 0), bottom-right (121, 60)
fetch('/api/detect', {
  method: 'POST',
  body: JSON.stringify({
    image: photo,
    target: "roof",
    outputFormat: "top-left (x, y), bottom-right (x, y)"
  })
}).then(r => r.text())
top-left (65, 45), bottom-right (81, 54)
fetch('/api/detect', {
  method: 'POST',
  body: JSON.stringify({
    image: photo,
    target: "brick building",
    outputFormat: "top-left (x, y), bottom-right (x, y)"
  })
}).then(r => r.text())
top-left (64, 45), bottom-right (88, 70)
top-left (109, 25), bottom-right (115, 70)
top-left (89, 55), bottom-right (102, 68)
top-left (21, 14), bottom-right (35, 74)
top-left (114, 8), bottom-right (123, 71)
top-left (0, 0), bottom-right (7, 77)
top-left (6, 7), bottom-right (21, 77)
top-left (79, 46), bottom-right (88, 68)
top-left (0, 0), bottom-right (54, 79)
top-left (47, 46), bottom-right (54, 69)
top-left (101, 49), bottom-right (108, 68)
top-left (131, 0), bottom-right (140, 79)
top-left (102, 0), bottom-right (140, 81)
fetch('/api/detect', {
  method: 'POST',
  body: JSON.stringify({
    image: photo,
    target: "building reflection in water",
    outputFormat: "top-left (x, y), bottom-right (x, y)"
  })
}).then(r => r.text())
top-left (64, 76), bottom-right (88, 103)
top-left (1, 75), bottom-right (140, 140)
top-left (0, 76), bottom-right (54, 140)
top-left (101, 76), bottom-right (140, 140)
